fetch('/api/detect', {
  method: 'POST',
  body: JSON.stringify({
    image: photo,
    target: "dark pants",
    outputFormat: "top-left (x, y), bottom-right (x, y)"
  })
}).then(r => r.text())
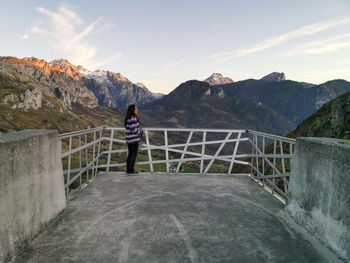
top-left (126, 143), bottom-right (139, 173)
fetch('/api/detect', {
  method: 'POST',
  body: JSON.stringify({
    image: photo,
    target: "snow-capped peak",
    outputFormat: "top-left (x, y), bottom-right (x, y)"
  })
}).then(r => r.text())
top-left (77, 65), bottom-right (91, 75)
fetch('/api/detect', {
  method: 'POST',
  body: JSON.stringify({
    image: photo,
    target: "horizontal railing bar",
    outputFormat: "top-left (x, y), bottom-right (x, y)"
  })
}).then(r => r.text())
top-left (63, 168), bottom-right (81, 175)
top-left (246, 129), bottom-right (296, 144)
top-left (242, 154), bottom-right (294, 158)
top-left (105, 127), bottom-right (248, 133)
top-left (103, 149), bottom-right (128, 154)
top-left (105, 171), bottom-right (251, 176)
top-left (105, 138), bottom-right (126, 144)
top-left (104, 127), bottom-right (126, 131)
top-left (59, 127), bottom-right (105, 140)
top-left (61, 138), bottom-right (104, 158)
top-left (255, 173), bottom-right (290, 179)
top-left (140, 137), bottom-right (248, 149)
top-left (98, 156), bottom-right (249, 168)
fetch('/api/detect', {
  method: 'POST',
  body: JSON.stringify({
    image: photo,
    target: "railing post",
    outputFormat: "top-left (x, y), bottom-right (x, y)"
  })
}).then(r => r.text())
top-left (106, 129), bottom-right (114, 172)
top-left (67, 136), bottom-right (72, 197)
top-left (262, 136), bottom-right (265, 186)
top-left (176, 131), bottom-right (193, 174)
top-left (228, 132), bottom-right (241, 174)
top-left (255, 134), bottom-right (258, 178)
top-left (272, 139), bottom-right (276, 194)
top-left (145, 130), bottom-right (153, 173)
top-left (94, 129), bottom-right (103, 176)
top-left (85, 134), bottom-right (89, 180)
top-left (164, 130), bottom-right (169, 173)
top-left (92, 131), bottom-right (96, 178)
top-left (280, 140), bottom-right (287, 193)
top-left (200, 131), bottom-right (207, 174)
top-left (79, 135), bottom-right (82, 186)
top-left (250, 133), bottom-right (254, 176)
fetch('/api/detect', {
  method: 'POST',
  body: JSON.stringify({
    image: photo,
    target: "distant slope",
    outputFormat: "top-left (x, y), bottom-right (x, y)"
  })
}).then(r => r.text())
top-left (220, 79), bottom-right (350, 126)
top-left (141, 80), bottom-right (294, 135)
top-left (286, 91), bottom-right (350, 139)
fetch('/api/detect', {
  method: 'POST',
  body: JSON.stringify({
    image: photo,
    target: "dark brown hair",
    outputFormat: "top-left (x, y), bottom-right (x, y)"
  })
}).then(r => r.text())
top-left (124, 104), bottom-right (140, 126)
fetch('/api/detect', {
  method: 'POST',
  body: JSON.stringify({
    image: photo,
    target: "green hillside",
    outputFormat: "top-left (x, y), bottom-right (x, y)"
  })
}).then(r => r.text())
top-left (286, 91), bottom-right (350, 139)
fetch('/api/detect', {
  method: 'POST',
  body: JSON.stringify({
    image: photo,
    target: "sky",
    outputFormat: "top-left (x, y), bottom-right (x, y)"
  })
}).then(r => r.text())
top-left (1, 0), bottom-right (350, 94)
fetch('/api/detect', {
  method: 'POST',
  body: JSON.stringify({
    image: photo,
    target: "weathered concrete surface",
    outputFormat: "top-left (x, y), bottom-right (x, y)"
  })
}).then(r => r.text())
top-left (286, 137), bottom-right (350, 262)
top-left (0, 130), bottom-right (66, 262)
top-left (16, 173), bottom-right (339, 263)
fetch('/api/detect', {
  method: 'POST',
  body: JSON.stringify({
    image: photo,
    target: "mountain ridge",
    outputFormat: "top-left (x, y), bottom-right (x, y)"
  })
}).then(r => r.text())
top-left (0, 56), bottom-right (163, 108)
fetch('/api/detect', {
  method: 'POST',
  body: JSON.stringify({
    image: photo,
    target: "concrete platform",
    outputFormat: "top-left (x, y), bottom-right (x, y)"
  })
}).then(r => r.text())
top-left (16, 173), bottom-right (340, 263)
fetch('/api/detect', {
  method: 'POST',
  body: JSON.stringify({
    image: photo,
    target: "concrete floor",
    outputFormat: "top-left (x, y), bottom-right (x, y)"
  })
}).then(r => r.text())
top-left (16, 173), bottom-right (340, 263)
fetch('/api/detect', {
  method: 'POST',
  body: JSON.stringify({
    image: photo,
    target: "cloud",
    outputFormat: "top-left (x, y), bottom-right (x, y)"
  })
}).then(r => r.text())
top-left (88, 52), bottom-right (123, 69)
top-left (231, 71), bottom-right (260, 78)
top-left (282, 33), bottom-right (350, 57)
top-left (210, 22), bottom-right (226, 30)
top-left (211, 16), bottom-right (350, 62)
top-left (301, 68), bottom-right (350, 83)
top-left (20, 34), bottom-right (29, 39)
top-left (167, 59), bottom-right (188, 67)
top-left (103, 23), bottom-right (115, 31)
top-left (21, 5), bottom-right (121, 69)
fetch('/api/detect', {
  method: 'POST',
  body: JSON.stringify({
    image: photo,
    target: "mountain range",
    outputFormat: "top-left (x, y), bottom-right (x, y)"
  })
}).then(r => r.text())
top-left (218, 78), bottom-right (350, 126)
top-left (0, 55), bottom-right (350, 139)
top-left (141, 80), bottom-right (295, 135)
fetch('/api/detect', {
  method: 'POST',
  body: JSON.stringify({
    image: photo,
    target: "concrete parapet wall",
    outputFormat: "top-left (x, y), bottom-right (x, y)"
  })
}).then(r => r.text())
top-left (286, 137), bottom-right (350, 261)
top-left (0, 130), bottom-right (66, 262)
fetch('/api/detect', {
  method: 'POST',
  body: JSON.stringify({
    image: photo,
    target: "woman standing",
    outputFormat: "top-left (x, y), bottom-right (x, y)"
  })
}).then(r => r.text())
top-left (125, 104), bottom-right (143, 174)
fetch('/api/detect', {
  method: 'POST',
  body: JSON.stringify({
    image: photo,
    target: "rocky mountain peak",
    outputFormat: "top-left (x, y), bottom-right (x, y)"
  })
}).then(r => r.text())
top-left (204, 73), bottom-right (234, 85)
top-left (136, 82), bottom-right (147, 89)
top-left (261, 72), bottom-right (286, 82)
top-left (48, 59), bottom-right (83, 80)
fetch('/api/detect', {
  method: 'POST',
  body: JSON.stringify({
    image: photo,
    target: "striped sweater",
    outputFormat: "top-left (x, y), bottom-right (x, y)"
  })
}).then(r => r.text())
top-left (125, 116), bottom-right (143, 144)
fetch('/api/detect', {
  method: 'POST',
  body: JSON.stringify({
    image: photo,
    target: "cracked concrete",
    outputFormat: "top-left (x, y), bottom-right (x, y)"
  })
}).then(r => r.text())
top-left (15, 173), bottom-right (341, 263)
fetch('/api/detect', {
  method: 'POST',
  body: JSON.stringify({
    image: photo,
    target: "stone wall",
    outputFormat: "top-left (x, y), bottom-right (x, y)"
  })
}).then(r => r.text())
top-left (286, 137), bottom-right (350, 261)
top-left (0, 130), bottom-right (66, 262)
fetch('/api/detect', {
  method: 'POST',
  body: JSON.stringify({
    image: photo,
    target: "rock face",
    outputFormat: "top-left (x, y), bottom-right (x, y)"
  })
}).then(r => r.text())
top-left (0, 56), bottom-right (163, 111)
top-left (0, 57), bottom-right (98, 110)
top-left (261, 72), bottom-right (286, 82)
top-left (204, 73), bottom-right (234, 85)
top-left (79, 69), bottom-right (161, 108)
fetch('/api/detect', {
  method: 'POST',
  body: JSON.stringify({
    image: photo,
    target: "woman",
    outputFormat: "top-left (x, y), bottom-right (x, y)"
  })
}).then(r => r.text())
top-left (124, 104), bottom-right (143, 174)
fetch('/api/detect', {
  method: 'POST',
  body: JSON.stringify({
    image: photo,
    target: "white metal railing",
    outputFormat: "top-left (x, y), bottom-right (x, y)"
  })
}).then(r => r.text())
top-left (59, 127), bottom-right (295, 202)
